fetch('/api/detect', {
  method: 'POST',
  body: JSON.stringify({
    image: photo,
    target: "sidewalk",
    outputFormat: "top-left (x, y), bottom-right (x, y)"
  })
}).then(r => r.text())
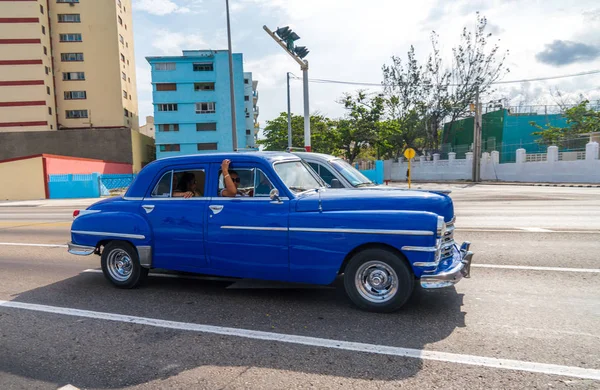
top-left (386, 180), bottom-right (600, 188)
top-left (0, 198), bottom-right (101, 207)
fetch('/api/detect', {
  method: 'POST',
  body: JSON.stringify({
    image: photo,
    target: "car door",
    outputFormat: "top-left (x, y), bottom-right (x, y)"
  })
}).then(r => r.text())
top-left (205, 163), bottom-right (290, 280)
top-left (308, 161), bottom-right (347, 188)
top-left (141, 165), bottom-right (210, 270)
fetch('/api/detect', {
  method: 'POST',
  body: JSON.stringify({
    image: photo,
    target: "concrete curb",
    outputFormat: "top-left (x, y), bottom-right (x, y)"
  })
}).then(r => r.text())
top-left (387, 181), bottom-right (600, 188)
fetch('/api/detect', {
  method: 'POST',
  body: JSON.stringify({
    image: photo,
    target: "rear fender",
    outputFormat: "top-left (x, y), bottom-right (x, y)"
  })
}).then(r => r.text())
top-left (71, 211), bottom-right (152, 249)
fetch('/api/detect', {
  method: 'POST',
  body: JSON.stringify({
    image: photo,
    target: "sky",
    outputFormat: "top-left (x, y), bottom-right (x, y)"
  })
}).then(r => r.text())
top-left (131, 0), bottom-right (600, 132)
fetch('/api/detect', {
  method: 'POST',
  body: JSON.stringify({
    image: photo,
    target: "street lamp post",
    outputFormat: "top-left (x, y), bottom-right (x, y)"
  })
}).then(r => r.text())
top-left (287, 72), bottom-right (292, 149)
top-left (263, 25), bottom-right (311, 152)
top-left (225, 0), bottom-right (237, 151)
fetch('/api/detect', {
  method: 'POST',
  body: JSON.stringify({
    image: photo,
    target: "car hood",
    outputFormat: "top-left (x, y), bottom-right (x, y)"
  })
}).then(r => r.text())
top-left (295, 188), bottom-right (454, 222)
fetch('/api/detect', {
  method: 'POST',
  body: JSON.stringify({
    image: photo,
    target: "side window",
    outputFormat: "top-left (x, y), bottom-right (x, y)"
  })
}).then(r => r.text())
top-left (308, 162), bottom-right (319, 174)
top-left (318, 164), bottom-right (337, 186)
top-left (172, 170), bottom-right (206, 197)
top-left (151, 171), bottom-right (173, 197)
top-left (218, 167), bottom-right (275, 197)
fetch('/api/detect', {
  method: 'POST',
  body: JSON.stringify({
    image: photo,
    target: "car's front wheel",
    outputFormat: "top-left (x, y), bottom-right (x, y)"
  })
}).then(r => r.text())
top-left (343, 248), bottom-right (414, 313)
top-left (101, 241), bottom-right (148, 289)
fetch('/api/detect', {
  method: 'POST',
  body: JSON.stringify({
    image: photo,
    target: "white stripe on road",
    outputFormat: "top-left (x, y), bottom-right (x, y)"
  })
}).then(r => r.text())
top-left (0, 300), bottom-right (599, 381)
top-left (472, 264), bottom-right (600, 273)
top-left (458, 228), bottom-right (600, 234)
top-left (0, 242), bottom-right (68, 248)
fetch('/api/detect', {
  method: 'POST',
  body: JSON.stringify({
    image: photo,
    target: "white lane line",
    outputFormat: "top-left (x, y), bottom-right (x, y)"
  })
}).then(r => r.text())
top-left (458, 228), bottom-right (600, 234)
top-left (0, 242), bottom-right (67, 248)
top-left (472, 264), bottom-right (600, 273)
top-left (0, 300), bottom-right (599, 381)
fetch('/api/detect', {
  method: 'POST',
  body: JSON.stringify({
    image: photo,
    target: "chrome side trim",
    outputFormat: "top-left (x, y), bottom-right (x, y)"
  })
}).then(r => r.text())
top-left (123, 197), bottom-right (143, 201)
top-left (221, 226), bottom-right (287, 232)
top-left (290, 227), bottom-right (434, 236)
top-left (68, 242), bottom-right (95, 256)
top-left (402, 246), bottom-right (438, 252)
top-left (143, 197), bottom-right (211, 201)
top-left (71, 230), bottom-right (146, 240)
top-left (137, 246), bottom-right (152, 268)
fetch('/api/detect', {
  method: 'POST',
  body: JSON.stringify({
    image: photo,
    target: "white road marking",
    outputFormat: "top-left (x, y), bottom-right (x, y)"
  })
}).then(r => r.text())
top-left (517, 227), bottom-right (555, 233)
top-left (0, 242), bottom-right (67, 248)
top-left (472, 264), bottom-right (600, 273)
top-left (458, 228), bottom-right (600, 234)
top-left (1, 300), bottom-right (599, 381)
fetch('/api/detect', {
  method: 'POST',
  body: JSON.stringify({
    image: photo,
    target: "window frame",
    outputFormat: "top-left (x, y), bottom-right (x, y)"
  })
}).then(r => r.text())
top-left (64, 91), bottom-right (86, 100)
top-left (57, 13), bottom-right (81, 23)
top-left (65, 109), bottom-right (88, 119)
top-left (155, 62), bottom-right (176, 71)
top-left (59, 33), bottom-right (82, 42)
top-left (193, 62), bottom-right (214, 72)
top-left (195, 102), bottom-right (215, 114)
top-left (157, 103), bottom-right (178, 112)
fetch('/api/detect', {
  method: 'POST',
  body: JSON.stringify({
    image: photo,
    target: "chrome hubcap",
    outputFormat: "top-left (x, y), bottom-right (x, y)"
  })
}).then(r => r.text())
top-left (355, 261), bottom-right (398, 303)
top-left (107, 248), bottom-right (133, 282)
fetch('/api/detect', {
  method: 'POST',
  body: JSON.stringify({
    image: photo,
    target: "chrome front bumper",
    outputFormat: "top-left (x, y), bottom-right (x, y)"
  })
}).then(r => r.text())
top-left (420, 242), bottom-right (473, 289)
top-left (68, 242), bottom-right (95, 256)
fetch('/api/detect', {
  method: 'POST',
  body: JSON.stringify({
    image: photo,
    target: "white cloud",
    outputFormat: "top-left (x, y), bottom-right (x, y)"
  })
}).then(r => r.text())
top-left (151, 29), bottom-right (207, 55)
top-left (134, 0), bottom-right (192, 16)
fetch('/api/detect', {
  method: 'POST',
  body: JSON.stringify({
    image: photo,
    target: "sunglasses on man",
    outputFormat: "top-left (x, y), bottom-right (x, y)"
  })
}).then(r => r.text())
top-left (229, 177), bottom-right (241, 183)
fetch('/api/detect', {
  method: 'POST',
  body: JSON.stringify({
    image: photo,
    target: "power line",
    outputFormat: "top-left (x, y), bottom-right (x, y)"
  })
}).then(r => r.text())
top-left (289, 69), bottom-right (600, 87)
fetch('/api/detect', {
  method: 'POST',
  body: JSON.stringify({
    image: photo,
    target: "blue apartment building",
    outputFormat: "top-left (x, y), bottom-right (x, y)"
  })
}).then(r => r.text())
top-left (146, 50), bottom-right (258, 159)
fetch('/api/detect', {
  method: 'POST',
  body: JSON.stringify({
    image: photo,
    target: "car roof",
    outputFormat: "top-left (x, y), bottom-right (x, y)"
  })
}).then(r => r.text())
top-left (292, 152), bottom-right (339, 163)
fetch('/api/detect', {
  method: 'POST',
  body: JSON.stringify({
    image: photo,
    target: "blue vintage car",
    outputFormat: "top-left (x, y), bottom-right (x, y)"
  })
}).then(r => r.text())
top-left (68, 152), bottom-right (473, 312)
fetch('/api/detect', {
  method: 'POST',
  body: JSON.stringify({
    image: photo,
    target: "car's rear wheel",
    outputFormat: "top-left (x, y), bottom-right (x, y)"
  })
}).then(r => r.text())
top-left (101, 241), bottom-right (148, 289)
top-left (343, 248), bottom-right (414, 312)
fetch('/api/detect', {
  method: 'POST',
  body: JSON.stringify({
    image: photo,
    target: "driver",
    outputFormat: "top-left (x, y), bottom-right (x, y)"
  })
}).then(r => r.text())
top-left (221, 159), bottom-right (249, 197)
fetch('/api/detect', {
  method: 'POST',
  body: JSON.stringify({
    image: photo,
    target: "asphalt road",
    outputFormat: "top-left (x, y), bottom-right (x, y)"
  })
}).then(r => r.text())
top-left (0, 185), bottom-right (599, 389)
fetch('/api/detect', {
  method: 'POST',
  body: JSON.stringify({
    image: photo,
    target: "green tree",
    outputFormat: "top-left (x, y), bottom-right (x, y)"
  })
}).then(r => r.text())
top-left (337, 91), bottom-right (385, 163)
top-left (258, 113), bottom-right (341, 155)
top-left (530, 100), bottom-right (600, 147)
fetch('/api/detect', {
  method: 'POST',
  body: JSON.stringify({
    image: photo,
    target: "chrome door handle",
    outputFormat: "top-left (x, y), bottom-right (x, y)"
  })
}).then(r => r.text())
top-left (209, 205), bottom-right (224, 215)
top-left (142, 205), bottom-right (155, 214)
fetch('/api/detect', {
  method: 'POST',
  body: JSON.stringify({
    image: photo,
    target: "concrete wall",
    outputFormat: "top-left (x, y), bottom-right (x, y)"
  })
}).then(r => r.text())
top-left (131, 130), bottom-right (156, 172)
top-left (387, 143), bottom-right (600, 183)
top-left (0, 128), bottom-right (134, 164)
top-left (0, 157), bottom-right (46, 201)
top-left (45, 155), bottom-right (132, 175)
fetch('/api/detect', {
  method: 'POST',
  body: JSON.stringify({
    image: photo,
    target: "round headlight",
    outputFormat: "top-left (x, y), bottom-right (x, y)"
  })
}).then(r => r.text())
top-left (437, 216), bottom-right (446, 238)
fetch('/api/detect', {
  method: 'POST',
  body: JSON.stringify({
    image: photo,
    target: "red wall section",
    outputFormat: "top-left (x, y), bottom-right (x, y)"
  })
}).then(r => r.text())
top-left (44, 155), bottom-right (132, 175)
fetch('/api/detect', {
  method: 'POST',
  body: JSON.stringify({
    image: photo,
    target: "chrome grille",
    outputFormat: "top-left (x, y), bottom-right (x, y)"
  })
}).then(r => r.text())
top-left (440, 222), bottom-right (455, 259)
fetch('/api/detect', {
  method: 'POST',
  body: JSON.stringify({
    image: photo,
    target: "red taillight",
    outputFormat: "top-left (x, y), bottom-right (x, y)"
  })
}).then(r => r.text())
top-left (73, 210), bottom-right (80, 218)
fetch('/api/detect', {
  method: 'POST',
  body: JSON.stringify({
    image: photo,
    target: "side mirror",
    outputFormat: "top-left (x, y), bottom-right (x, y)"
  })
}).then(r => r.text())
top-left (269, 188), bottom-right (282, 203)
top-left (330, 178), bottom-right (343, 188)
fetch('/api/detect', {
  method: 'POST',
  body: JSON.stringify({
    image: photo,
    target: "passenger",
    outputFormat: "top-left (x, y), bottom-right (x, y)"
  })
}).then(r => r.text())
top-left (221, 159), bottom-right (249, 197)
top-left (173, 172), bottom-right (201, 198)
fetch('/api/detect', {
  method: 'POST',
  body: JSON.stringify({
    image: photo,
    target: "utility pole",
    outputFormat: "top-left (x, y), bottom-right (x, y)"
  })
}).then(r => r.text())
top-left (263, 25), bottom-right (311, 151)
top-left (472, 89), bottom-right (483, 182)
top-left (287, 72), bottom-right (292, 149)
top-left (225, 0), bottom-right (237, 151)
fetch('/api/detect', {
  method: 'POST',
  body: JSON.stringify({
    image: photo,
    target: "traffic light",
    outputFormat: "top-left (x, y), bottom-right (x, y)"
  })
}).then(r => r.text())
top-left (294, 46), bottom-right (309, 59)
top-left (275, 26), bottom-right (301, 51)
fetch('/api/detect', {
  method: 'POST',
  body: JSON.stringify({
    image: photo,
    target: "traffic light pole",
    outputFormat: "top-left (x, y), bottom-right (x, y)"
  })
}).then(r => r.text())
top-left (302, 65), bottom-right (310, 152)
top-left (287, 72), bottom-right (292, 149)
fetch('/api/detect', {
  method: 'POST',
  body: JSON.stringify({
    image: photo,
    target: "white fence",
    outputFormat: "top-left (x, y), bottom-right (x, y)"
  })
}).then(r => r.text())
top-left (386, 142), bottom-right (600, 183)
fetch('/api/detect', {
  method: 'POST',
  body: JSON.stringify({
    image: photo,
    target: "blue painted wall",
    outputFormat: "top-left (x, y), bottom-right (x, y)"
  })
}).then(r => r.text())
top-left (147, 50), bottom-right (247, 159)
top-left (48, 174), bottom-right (100, 199)
top-left (358, 160), bottom-right (384, 185)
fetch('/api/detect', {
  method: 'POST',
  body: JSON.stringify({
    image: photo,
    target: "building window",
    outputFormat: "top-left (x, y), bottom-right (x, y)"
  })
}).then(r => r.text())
top-left (125, 24), bottom-right (127, 30)
top-left (244, 78), bottom-right (249, 84)
top-left (160, 144), bottom-right (180, 152)
top-left (61, 53), bottom-right (84, 62)
top-left (118, 16), bottom-right (123, 25)
top-left (57, 14), bottom-right (81, 23)
top-left (66, 110), bottom-right (88, 119)
top-left (120, 54), bottom-right (125, 62)
top-left (117, 0), bottom-right (121, 8)
top-left (122, 72), bottom-right (126, 80)
top-left (59, 33), bottom-right (82, 42)
top-left (245, 112), bottom-right (250, 118)
top-left (194, 82), bottom-right (215, 91)
top-left (156, 83), bottom-right (177, 91)
top-left (196, 122), bottom-right (216, 131)
top-left (47, 86), bottom-right (51, 95)
top-left (43, 46), bottom-right (47, 55)
top-left (124, 108), bottom-right (129, 117)
top-left (57, 0), bottom-right (80, 3)
top-left (123, 90), bottom-right (128, 98)
top-left (193, 62), bottom-right (214, 72)
top-left (63, 72), bottom-right (85, 80)
top-left (48, 107), bottom-right (52, 115)
top-left (158, 124), bottom-right (179, 132)
top-left (42, 25), bottom-right (45, 34)
top-left (40, 4), bottom-right (44, 14)
top-left (64, 91), bottom-right (86, 99)
top-left (129, 94), bottom-right (132, 100)
top-left (127, 60), bottom-right (129, 65)
top-left (195, 102), bottom-right (215, 114)
top-left (45, 66), bottom-right (49, 75)
top-left (155, 62), bottom-right (176, 71)
top-left (158, 104), bottom-right (178, 112)
top-left (197, 143), bottom-right (218, 151)
top-left (128, 77), bottom-right (130, 83)
top-left (244, 96), bottom-right (250, 101)
top-left (119, 34), bottom-right (124, 44)
top-left (246, 129), bottom-right (251, 135)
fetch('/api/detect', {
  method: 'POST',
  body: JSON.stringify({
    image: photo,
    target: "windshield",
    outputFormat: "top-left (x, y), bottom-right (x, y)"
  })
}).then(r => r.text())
top-left (330, 159), bottom-right (374, 187)
top-left (274, 160), bottom-right (323, 193)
